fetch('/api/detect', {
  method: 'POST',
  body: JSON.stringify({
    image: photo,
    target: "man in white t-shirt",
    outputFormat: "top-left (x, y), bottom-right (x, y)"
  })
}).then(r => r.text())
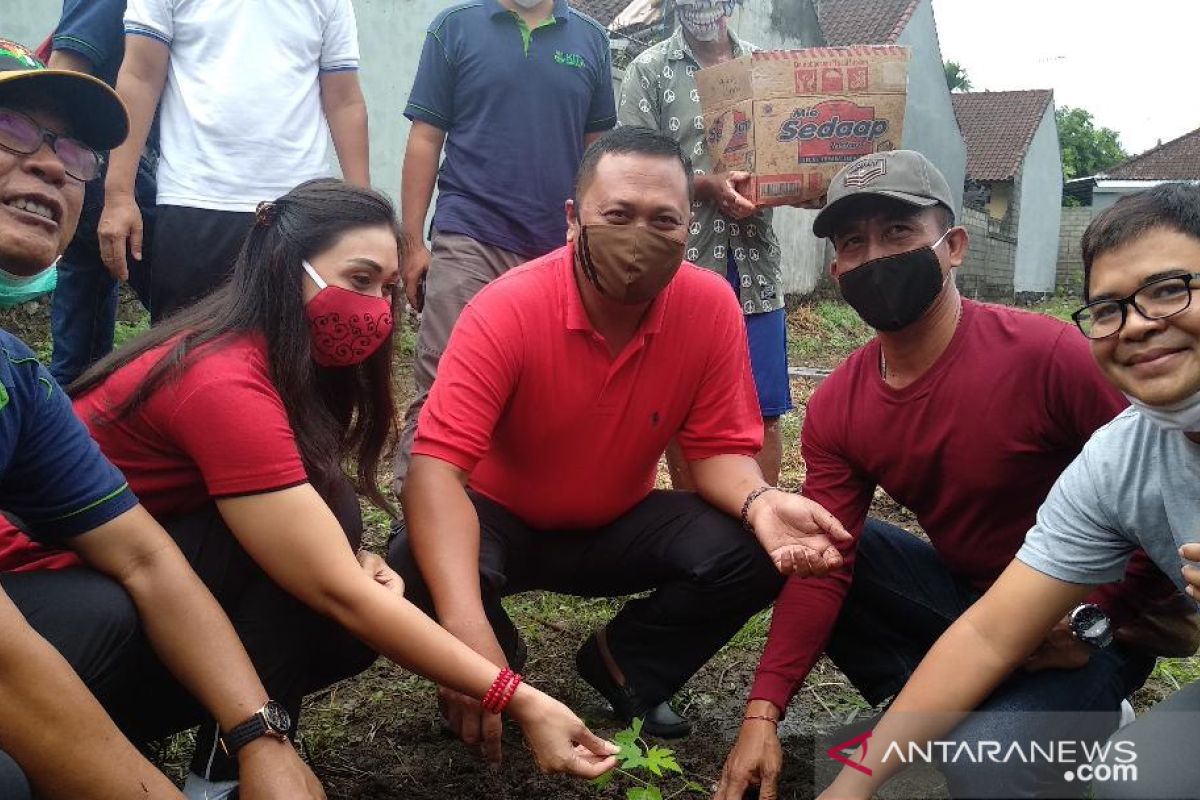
top-left (97, 0), bottom-right (369, 322)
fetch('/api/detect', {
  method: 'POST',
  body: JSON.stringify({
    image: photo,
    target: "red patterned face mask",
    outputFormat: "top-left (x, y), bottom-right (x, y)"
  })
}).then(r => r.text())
top-left (302, 260), bottom-right (394, 367)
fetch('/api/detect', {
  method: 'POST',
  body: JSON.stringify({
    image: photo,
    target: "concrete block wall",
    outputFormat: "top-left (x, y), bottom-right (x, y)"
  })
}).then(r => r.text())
top-left (957, 207), bottom-right (1017, 302)
top-left (1057, 207), bottom-right (1095, 298)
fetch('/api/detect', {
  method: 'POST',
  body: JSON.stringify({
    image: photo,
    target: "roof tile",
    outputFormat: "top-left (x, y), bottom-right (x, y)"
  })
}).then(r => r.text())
top-left (1106, 127), bottom-right (1200, 180)
top-left (817, 0), bottom-right (919, 46)
top-left (951, 90), bottom-right (1054, 181)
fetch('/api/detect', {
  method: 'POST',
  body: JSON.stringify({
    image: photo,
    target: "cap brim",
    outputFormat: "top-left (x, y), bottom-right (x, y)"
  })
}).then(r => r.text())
top-left (812, 190), bottom-right (940, 239)
top-left (0, 69), bottom-right (129, 151)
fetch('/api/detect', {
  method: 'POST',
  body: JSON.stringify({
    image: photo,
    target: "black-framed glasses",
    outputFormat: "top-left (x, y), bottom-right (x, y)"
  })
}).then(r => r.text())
top-left (1072, 272), bottom-right (1200, 340)
top-left (0, 107), bottom-right (102, 182)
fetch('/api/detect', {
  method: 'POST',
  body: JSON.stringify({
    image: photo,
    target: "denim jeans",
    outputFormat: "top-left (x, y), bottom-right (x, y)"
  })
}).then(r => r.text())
top-left (48, 157), bottom-right (155, 386)
top-left (826, 518), bottom-right (1155, 799)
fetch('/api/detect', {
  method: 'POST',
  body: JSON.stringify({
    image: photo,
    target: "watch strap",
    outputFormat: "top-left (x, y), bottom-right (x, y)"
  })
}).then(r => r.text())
top-left (220, 712), bottom-right (268, 756)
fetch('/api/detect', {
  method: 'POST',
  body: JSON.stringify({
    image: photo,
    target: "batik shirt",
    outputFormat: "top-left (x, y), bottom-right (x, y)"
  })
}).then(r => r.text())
top-left (618, 27), bottom-right (783, 315)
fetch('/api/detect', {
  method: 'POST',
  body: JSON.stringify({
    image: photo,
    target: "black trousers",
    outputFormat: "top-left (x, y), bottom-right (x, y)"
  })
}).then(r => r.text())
top-left (0, 481), bottom-right (376, 791)
top-left (388, 490), bottom-right (784, 704)
top-left (150, 205), bottom-right (255, 323)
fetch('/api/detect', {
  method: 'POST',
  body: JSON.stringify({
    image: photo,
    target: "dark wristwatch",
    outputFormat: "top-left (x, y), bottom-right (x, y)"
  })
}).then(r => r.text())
top-left (1068, 603), bottom-right (1113, 648)
top-left (219, 700), bottom-right (291, 756)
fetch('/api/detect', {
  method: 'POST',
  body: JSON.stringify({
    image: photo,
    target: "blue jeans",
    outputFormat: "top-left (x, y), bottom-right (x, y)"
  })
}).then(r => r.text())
top-left (48, 157), bottom-right (155, 386)
top-left (826, 519), bottom-right (1155, 798)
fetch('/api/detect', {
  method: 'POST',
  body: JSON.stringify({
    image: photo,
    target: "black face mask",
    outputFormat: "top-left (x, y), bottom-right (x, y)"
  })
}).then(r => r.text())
top-left (837, 231), bottom-right (950, 332)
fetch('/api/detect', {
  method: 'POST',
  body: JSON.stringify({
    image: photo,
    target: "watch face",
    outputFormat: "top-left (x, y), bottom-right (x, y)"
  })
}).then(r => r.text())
top-left (1071, 604), bottom-right (1111, 644)
top-left (263, 701), bottom-right (292, 734)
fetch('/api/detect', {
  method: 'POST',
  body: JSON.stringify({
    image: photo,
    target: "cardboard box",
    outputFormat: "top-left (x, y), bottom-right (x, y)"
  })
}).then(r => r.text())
top-left (698, 46), bottom-right (910, 206)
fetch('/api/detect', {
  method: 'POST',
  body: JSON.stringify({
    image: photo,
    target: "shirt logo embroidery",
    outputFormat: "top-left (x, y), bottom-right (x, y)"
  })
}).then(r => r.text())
top-left (555, 50), bottom-right (586, 68)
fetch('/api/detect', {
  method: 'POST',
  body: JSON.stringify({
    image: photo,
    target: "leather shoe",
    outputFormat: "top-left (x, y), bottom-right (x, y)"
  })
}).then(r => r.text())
top-left (575, 630), bottom-right (692, 739)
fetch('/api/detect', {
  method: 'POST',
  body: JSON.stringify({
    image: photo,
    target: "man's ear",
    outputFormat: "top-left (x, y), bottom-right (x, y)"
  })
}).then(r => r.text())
top-left (565, 198), bottom-right (579, 243)
top-left (828, 259), bottom-right (839, 278)
top-left (946, 226), bottom-right (969, 268)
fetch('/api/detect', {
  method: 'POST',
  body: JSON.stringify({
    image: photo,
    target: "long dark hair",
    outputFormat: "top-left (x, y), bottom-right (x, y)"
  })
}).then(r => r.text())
top-left (71, 178), bottom-right (402, 514)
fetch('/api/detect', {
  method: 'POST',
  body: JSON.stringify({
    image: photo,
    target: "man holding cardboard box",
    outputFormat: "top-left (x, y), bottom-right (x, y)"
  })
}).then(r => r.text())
top-left (618, 0), bottom-right (792, 485)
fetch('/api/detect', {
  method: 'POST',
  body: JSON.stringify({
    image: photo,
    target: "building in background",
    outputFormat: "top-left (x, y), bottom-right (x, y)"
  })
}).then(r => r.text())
top-left (952, 89), bottom-right (1062, 302)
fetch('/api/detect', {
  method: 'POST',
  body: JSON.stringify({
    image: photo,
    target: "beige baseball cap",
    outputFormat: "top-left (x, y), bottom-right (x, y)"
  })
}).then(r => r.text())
top-left (812, 149), bottom-right (955, 239)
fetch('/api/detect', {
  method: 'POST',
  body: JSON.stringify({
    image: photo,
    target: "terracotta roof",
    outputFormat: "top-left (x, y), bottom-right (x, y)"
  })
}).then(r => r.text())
top-left (1105, 127), bottom-right (1200, 180)
top-left (817, 0), bottom-right (919, 45)
top-left (569, 0), bottom-right (632, 27)
top-left (951, 90), bottom-right (1054, 181)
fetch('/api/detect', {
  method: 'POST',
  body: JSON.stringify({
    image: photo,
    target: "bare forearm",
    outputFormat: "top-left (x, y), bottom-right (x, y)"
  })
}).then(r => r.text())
top-left (401, 125), bottom-right (445, 242)
top-left (400, 465), bottom-right (489, 625)
top-left (692, 454), bottom-right (768, 518)
top-left (105, 48), bottom-right (166, 197)
top-left (321, 78), bottom-right (370, 186)
top-left (0, 593), bottom-right (181, 799)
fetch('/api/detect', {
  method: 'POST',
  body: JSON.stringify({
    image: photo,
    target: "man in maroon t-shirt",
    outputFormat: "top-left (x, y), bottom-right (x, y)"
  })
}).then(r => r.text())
top-left (714, 150), bottom-right (1199, 800)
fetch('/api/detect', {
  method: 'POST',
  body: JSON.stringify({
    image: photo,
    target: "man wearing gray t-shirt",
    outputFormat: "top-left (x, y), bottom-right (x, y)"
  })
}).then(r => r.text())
top-left (816, 182), bottom-right (1200, 800)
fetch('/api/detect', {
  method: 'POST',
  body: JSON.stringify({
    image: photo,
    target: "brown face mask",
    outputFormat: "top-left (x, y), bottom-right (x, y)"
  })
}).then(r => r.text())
top-left (576, 224), bottom-right (687, 305)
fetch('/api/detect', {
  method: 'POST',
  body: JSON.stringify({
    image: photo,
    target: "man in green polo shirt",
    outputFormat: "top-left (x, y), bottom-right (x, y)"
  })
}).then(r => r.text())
top-left (619, 0), bottom-right (792, 487)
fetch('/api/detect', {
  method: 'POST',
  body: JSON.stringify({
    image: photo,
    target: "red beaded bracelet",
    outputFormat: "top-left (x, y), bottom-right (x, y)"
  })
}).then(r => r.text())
top-left (481, 668), bottom-right (523, 715)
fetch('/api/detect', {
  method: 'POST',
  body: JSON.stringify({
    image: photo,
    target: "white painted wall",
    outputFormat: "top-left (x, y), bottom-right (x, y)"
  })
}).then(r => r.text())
top-left (1013, 102), bottom-right (1063, 294)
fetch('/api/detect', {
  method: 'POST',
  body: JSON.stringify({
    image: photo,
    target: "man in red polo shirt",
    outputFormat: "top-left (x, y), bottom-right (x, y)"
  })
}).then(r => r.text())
top-left (389, 127), bottom-right (850, 757)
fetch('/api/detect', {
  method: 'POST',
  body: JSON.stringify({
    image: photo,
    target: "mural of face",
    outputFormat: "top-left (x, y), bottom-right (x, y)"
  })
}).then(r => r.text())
top-left (676, 0), bottom-right (741, 42)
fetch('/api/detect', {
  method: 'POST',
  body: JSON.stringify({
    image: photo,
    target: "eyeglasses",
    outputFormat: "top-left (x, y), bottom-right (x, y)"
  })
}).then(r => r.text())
top-left (1072, 272), bottom-right (1200, 340)
top-left (0, 107), bottom-right (102, 182)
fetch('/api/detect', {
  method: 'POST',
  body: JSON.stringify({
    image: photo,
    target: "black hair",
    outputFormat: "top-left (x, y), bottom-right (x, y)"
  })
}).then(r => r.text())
top-left (71, 178), bottom-right (403, 514)
top-left (574, 126), bottom-right (694, 201)
top-left (1081, 182), bottom-right (1200, 300)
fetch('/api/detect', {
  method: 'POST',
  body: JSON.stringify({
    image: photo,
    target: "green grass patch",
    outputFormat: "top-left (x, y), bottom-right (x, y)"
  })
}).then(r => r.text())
top-left (787, 299), bottom-right (874, 368)
top-left (1150, 656), bottom-right (1200, 690)
top-left (114, 315), bottom-right (150, 347)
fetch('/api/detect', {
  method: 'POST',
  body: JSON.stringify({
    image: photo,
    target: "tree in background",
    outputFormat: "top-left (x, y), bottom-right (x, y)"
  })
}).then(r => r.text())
top-left (1057, 106), bottom-right (1127, 205)
top-left (944, 61), bottom-right (972, 92)
top-left (1057, 106), bottom-right (1127, 180)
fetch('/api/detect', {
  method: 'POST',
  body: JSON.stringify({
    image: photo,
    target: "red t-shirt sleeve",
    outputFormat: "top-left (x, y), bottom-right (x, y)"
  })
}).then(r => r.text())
top-left (414, 303), bottom-right (521, 473)
top-left (748, 379), bottom-right (872, 712)
top-left (675, 283), bottom-right (762, 460)
top-left (166, 363), bottom-right (307, 498)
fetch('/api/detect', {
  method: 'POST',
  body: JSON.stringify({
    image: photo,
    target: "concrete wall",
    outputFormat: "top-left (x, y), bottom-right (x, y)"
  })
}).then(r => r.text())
top-left (1012, 102), bottom-right (1062, 297)
top-left (6, 1), bottom-right (58, 51)
top-left (895, 0), bottom-right (967, 214)
top-left (1057, 206), bottom-right (1095, 297)
top-left (957, 207), bottom-right (1017, 302)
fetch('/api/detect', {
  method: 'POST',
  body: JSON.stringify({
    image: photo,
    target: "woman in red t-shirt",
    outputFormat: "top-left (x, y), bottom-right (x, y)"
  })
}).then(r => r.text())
top-left (68, 179), bottom-right (617, 786)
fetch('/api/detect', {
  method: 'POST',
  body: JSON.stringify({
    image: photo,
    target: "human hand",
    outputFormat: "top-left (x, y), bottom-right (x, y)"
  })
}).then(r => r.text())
top-left (237, 737), bottom-right (325, 800)
top-left (507, 684), bottom-right (619, 778)
top-left (439, 620), bottom-right (509, 766)
top-left (712, 705), bottom-right (783, 799)
top-left (699, 171), bottom-right (756, 220)
top-left (1181, 543), bottom-right (1200, 602)
top-left (1022, 619), bottom-right (1091, 672)
top-left (402, 238), bottom-right (431, 312)
top-left (1113, 592), bottom-right (1200, 657)
top-left (747, 490), bottom-right (851, 577)
top-left (357, 550), bottom-right (404, 597)
top-left (97, 193), bottom-right (143, 281)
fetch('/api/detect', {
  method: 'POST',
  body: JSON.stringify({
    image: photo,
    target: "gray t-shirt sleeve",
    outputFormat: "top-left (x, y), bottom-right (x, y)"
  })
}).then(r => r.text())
top-left (1017, 446), bottom-right (1137, 586)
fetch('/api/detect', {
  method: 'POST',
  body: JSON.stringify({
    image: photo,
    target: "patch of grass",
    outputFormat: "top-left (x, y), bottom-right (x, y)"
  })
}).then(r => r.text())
top-left (787, 300), bottom-right (873, 369)
top-left (1025, 293), bottom-right (1080, 324)
top-left (1150, 656), bottom-right (1200, 690)
top-left (114, 315), bottom-right (150, 347)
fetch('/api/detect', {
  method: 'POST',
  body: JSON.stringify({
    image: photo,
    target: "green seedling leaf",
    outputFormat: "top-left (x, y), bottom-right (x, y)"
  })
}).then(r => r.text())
top-left (643, 746), bottom-right (682, 776)
top-left (590, 770), bottom-right (615, 789)
top-left (684, 780), bottom-right (707, 794)
top-left (626, 787), bottom-right (662, 800)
